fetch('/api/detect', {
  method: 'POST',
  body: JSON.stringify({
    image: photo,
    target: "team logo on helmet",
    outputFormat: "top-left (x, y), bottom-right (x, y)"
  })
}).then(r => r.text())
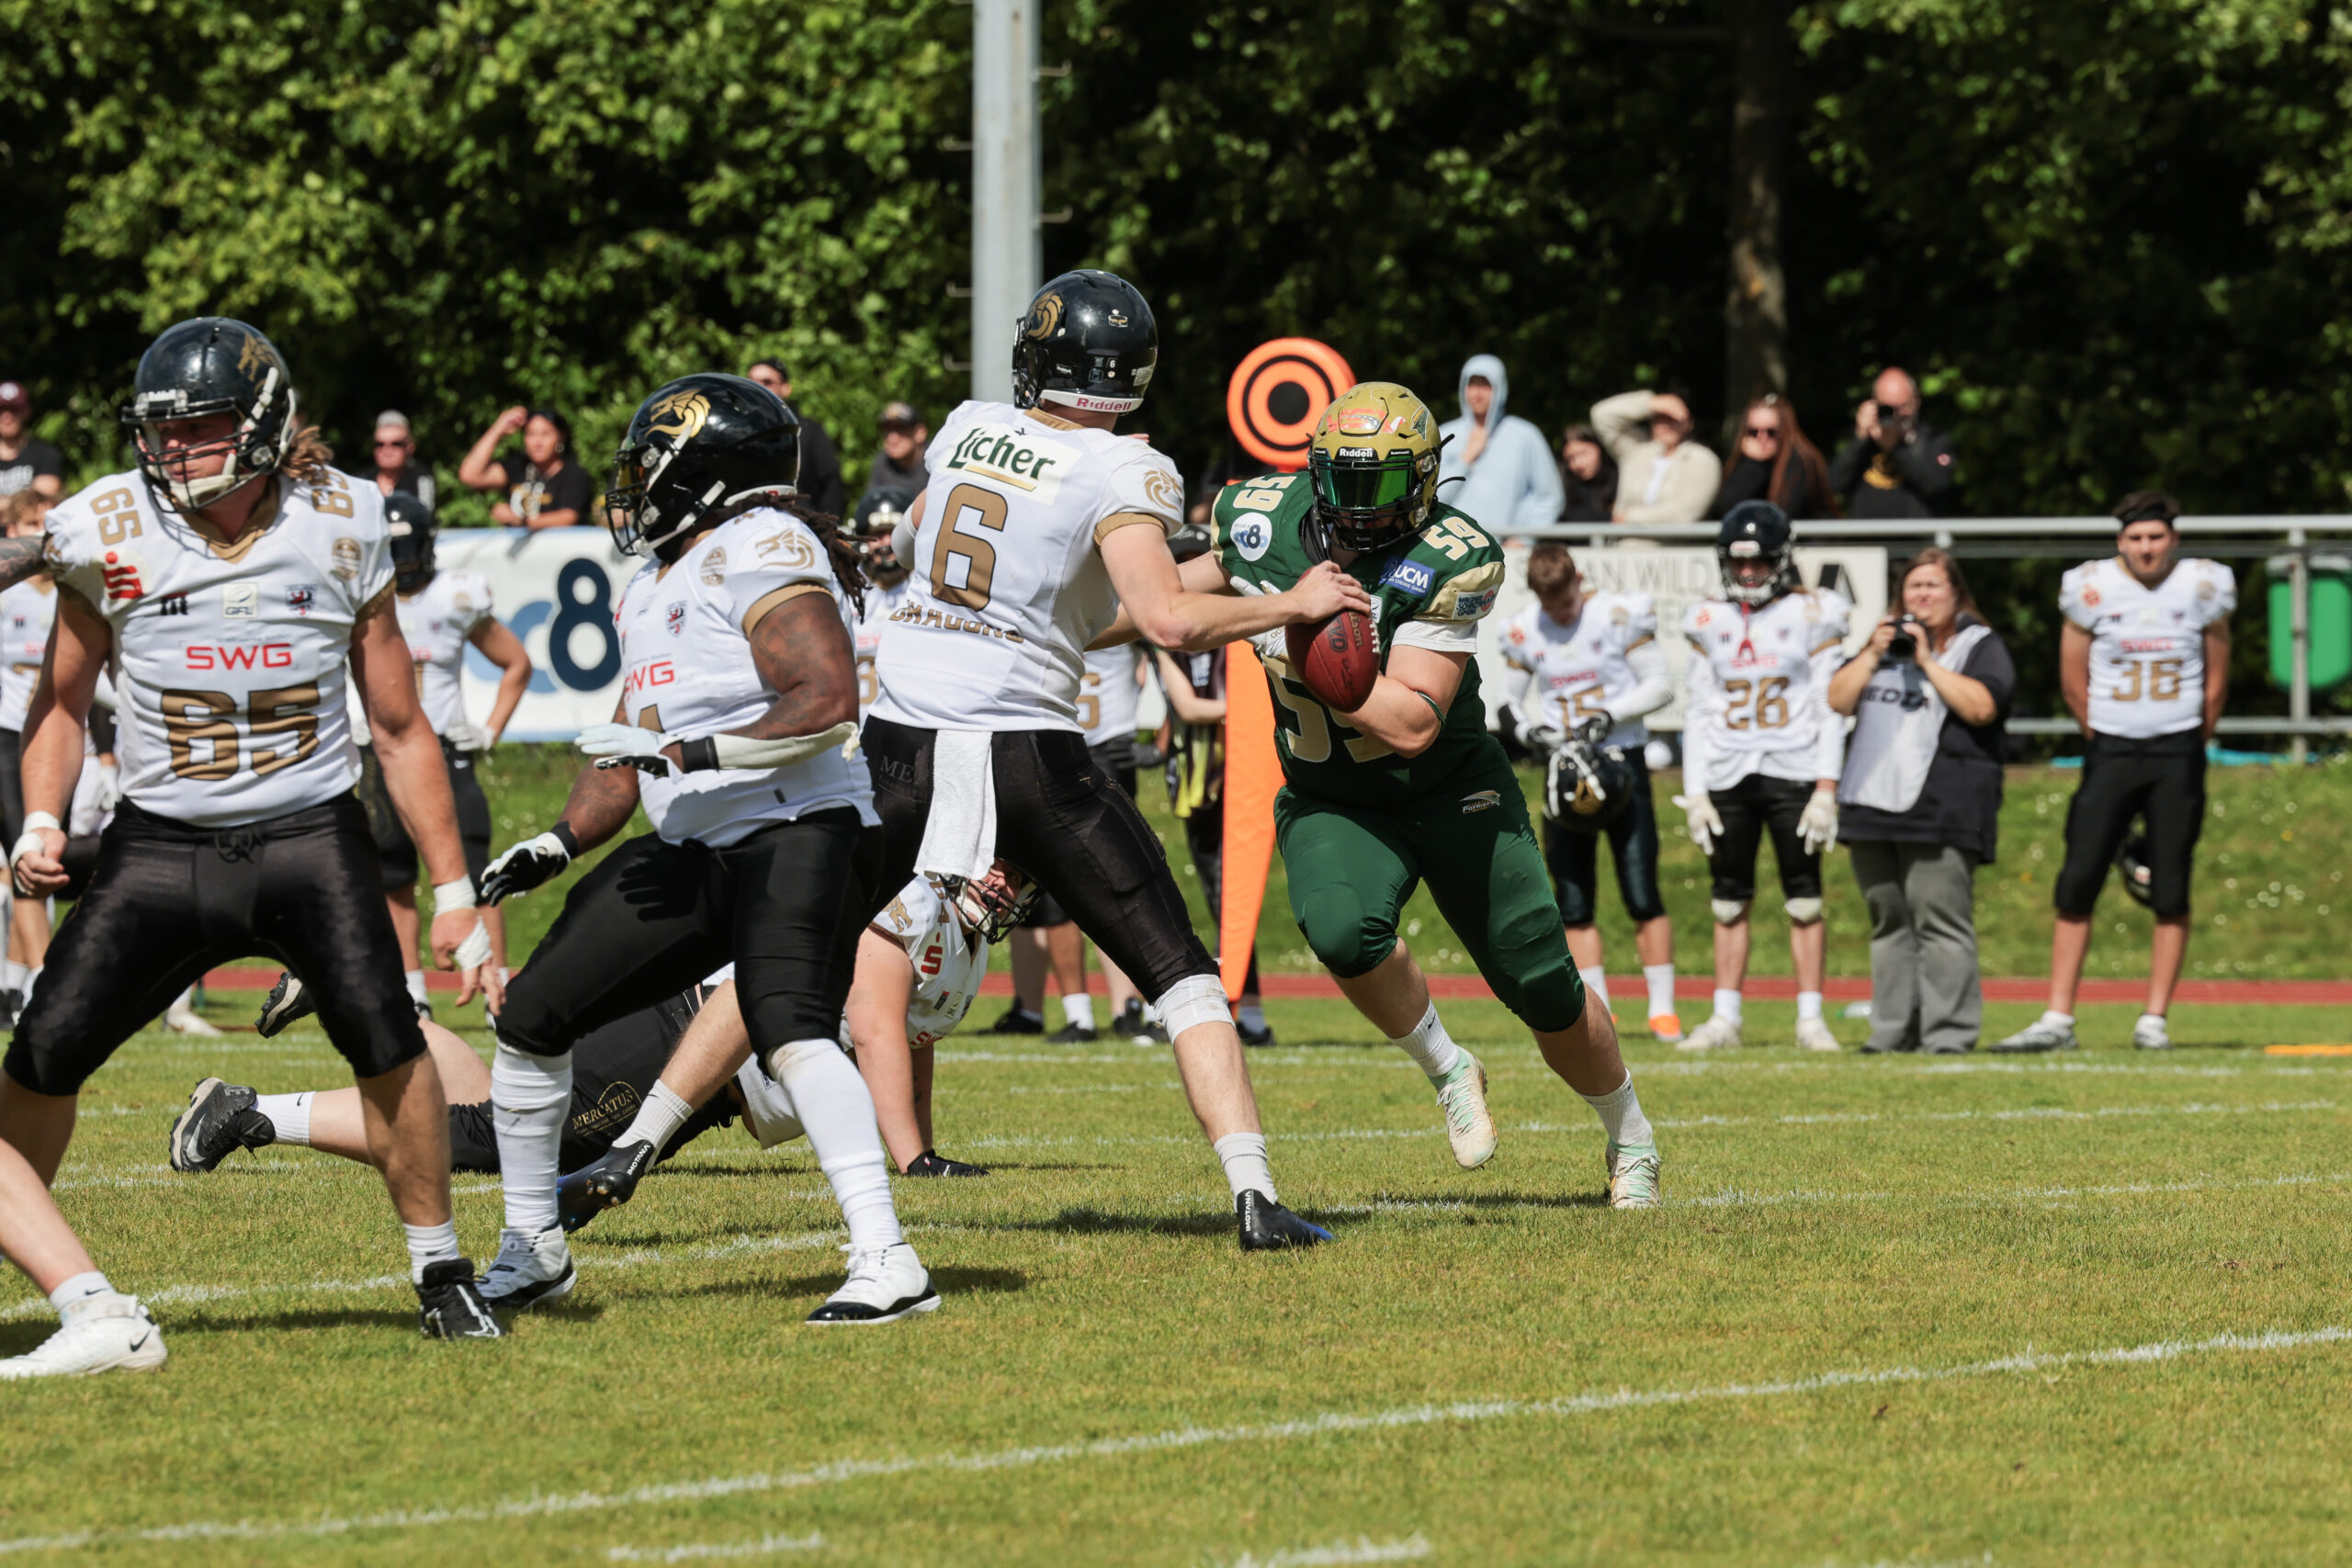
top-left (1024, 292), bottom-right (1066, 341)
top-left (235, 331), bottom-right (278, 378)
top-left (1335, 407), bottom-right (1385, 435)
top-left (647, 389), bottom-right (711, 442)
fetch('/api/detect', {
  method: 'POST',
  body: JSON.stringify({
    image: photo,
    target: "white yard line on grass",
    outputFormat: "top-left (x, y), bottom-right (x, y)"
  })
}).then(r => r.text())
top-left (607, 1533), bottom-right (825, 1562)
top-left (1226, 1537), bottom-right (1432, 1567)
top-left (1, 1326), bottom-right (2343, 1556)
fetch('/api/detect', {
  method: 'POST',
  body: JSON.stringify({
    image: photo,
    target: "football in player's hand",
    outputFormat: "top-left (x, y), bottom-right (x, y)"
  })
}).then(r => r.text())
top-left (1286, 609), bottom-right (1379, 711)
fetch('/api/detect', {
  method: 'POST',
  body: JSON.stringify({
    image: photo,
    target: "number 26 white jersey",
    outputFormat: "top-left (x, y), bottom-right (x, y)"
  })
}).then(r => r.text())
top-left (870, 400), bottom-right (1184, 733)
top-left (1679, 587), bottom-right (1851, 791)
top-left (45, 467), bottom-right (391, 828)
top-left (2059, 556), bottom-right (2235, 739)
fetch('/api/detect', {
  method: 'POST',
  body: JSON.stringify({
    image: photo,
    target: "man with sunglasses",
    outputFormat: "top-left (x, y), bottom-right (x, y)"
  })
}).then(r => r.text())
top-left (360, 410), bottom-right (436, 508)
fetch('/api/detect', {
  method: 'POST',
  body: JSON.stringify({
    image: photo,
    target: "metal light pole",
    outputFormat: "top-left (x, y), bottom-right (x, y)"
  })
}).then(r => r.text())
top-left (971, 0), bottom-right (1040, 404)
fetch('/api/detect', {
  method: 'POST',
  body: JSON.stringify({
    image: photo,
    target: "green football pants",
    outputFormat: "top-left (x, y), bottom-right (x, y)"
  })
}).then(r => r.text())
top-left (1273, 764), bottom-right (1587, 1032)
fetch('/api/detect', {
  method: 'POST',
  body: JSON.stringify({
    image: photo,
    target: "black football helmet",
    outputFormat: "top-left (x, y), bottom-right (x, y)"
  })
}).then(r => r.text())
top-left (2116, 830), bottom-right (2156, 908)
top-left (385, 492), bottom-right (437, 594)
top-left (119, 317), bottom-right (301, 513)
top-left (1545, 727), bottom-right (1638, 835)
top-left (851, 487), bottom-right (915, 581)
top-left (605, 373), bottom-right (800, 557)
top-left (1011, 271), bottom-right (1157, 416)
top-left (1716, 500), bottom-right (1797, 605)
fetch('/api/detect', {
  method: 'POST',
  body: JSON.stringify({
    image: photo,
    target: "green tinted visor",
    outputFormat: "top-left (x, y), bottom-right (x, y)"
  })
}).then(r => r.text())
top-left (1309, 450), bottom-right (1415, 514)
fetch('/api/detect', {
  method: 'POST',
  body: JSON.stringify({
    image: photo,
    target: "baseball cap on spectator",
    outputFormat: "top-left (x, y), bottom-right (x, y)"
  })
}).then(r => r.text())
top-left (0, 383), bottom-right (28, 413)
top-left (879, 400), bottom-right (919, 430)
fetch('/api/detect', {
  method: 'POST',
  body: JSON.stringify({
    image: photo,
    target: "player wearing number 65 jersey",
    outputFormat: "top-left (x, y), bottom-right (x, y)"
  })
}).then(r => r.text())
top-left (1676, 502), bottom-right (1851, 1055)
top-left (0, 317), bottom-right (503, 1348)
top-left (1996, 491), bottom-right (2234, 1054)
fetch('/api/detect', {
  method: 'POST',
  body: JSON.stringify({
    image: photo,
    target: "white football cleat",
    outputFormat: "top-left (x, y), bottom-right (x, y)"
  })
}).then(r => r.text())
top-left (807, 1243), bottom-right (939, 1324)
top-left (1990, 1017), bottom-right (2080, 1054)
top-left (2132, 1015), bottom-right (2173, 1051)
top-left (1605, 1143), bottom-right (1662, 1210)
top-left (0, 1299), bottom-right (166, 1380)
top-left (1433, 1049), bottom-right (1498, 1169)
top-left (163, 999), bottom-right (223, 1037)
top-left (1794, 1017), bottom-right (1842, 1053)
top-left (477, 1226), bottom-right (575, 1310)
top-left (1678, 1013), bottom-right (1744, 1053)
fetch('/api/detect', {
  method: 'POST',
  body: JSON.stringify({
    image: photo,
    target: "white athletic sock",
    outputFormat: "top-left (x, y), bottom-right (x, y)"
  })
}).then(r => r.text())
top-left (616, 1080), bottom-right (695, 1156)
top-left (1237, 1002), bottom-right (1267, 1032)
top-left (403, 970), bottom-right (428, 1007)
top-left (1713, 988), bottom-right (1745, 1026)
top-left (1386, 1001), bottom-right (1463, 1082)
top-left (1061, 993), bottom-right (1095, 1032)
top-left (49, 1270), bottom-right (121, 1325)
top-left (2, 960), bottom-right (28, 993)
top-left (1644, 964), bottom-right (1678, 1019)
top-left (2041, 1010), bottom-right (2075, 1029)
top-left (491, 1043), bottom-right (571, 1237)
top-left (1212, 1130), bottom-right (1276, 1203)
top-left (1580, 1072), bottom-right (1655, 1148)
top-left (255, 1092), bottom-right (312, 1146)
top-left (22, 966), bottom-right (40, 1003)
top-left (1797, 990), bottom-right (1825, 1023)
top-left (1578, 966), bottom-right (1610, 1010)
top-left (402, 1220), bottom-right (461, 1285)
top-left (767, 1038), bottom-right (903, 1252)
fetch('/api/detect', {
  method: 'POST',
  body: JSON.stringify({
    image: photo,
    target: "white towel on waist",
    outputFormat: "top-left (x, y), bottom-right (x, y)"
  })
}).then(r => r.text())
top-left (916, 730), bottom-right (998, 885)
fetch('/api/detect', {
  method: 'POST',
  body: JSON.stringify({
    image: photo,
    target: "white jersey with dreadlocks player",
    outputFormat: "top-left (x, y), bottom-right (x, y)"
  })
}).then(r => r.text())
top-left (869, 400), bottom-right (1184, 733)
top-left (1679, 587), bottom-right (1851, 792)
top-left (395, 569), bottom-right (493, 738)
top-left (609, 504), bottom-right (874, 849)
top-left (42, 466), bottom-right (390, 828)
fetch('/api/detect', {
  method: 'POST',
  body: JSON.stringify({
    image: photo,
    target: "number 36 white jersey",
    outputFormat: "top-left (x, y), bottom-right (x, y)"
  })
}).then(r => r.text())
top-left (2060, 556), bottom-right (2235, 739)
top-left (45, 467), bottom-right (390, 828)
top-left (1679, 587), bottom-right (1851, 792)
top-left (871, 400), bottom-right (1184, 733)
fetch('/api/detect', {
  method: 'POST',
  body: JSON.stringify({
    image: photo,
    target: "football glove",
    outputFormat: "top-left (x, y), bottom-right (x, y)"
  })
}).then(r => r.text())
top-left (577, 720), bottom-right (675, 778)
top-left (1674, 792), bottom-right (1723, 857)
top-left (1573, 715), bottom-right (1612, 750)
top-left (1797, 787), bottom-right (1839, 856)
top-left (91, 759), bottom-right (121, 813)
top-left (481, 832), bottom-right (572, 905)
top-left (1520, 722), bottom-right (1566, 759)
top-left (443, 716), bottom-right (491, 752)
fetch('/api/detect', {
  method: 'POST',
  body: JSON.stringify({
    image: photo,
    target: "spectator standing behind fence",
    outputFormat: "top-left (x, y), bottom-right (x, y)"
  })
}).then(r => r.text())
top-left (359, 411), bottom-right (435, 507)
top-left (457, 406), bottom-right (591, 529)
top-left (1827, 368), bottom-right (1956, 520)
top-left (1827, 548), bottom-right (2014, 1054)
top-left (1557, 424), bottom-right (1617, 523)
top-left (745, 360), bottom-right (847, 518)
top-left (865, 401), bottom-right (928, 494)
top-left (1592, 388), bottom-right (1721, 525)
top-left (1713, 393), bottom-right (1833, 521)
top-left (1437, 355), bottom-right (1562, 536)
top-left (0, 383), bottom-right (62, 502)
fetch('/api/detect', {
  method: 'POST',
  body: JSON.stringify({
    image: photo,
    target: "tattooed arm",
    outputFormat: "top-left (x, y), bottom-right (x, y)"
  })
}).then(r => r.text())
top-left (0, 536), bottom-right (50, 594)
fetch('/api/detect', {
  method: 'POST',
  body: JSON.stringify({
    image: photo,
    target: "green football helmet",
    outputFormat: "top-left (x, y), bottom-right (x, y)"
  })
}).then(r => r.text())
top-left (1305, 382), bottom-right (1440, 555)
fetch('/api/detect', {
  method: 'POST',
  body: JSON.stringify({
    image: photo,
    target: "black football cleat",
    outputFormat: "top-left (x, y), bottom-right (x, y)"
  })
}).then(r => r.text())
top-left (556, 1139), bottom-right (658, 1233)
top-left (254, 971), bottom-right (318, 1038)
top-left (1236, 1190), bottom-right (1333, 1251)
top-left (986, 1007), bottom-right (1045, 1035)
top-left (0, 987), bottom-right (19, 1029)
top-left (168, 1078), bottom-right (277, 1172)
top-left (1237, 1018), bottom-right (1277, 1048)
top-left (1047, 1022), bottom-right (1099, 1043)
top-left (903, 1149), bottom-right (989, 1178)
top-left (416, 1259), bottom-right (503, 1340)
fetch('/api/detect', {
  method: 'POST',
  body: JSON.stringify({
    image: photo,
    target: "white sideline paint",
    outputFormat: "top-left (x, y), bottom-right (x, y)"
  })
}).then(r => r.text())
top-left (606, 1532), bottom-right (825, 1562)
top-left (0, 1327), bottom-right (2342, 1556)
top-left (1227, 1536), bottom-right (1432, 1567)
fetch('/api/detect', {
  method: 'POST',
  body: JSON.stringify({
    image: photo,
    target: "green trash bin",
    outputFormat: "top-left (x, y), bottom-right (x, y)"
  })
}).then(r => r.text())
top-left (2267, 554), bottom-right (2352, 694)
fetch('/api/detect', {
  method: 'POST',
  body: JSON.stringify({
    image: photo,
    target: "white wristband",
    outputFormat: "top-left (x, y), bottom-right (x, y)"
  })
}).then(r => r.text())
top-left (20, 812), bottom-right (61, 838)
top-left (433, 876), bottom-right (478, 912)
top-left (709, 721), bottom-right (860, 771)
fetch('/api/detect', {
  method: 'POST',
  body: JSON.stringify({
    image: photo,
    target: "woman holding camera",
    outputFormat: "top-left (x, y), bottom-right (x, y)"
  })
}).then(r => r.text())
top-left (1826, 548), bottom-right (2014, 1054)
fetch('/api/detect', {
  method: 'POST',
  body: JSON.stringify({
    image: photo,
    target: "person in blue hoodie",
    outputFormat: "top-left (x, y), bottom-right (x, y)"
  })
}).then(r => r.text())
top-left (1437, 355), bottom-right (1564, 536)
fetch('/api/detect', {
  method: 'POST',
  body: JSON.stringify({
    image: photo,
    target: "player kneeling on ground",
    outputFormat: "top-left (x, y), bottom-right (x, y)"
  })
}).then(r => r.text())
top-left (1107, 382), bottom-right (1660, 1208)
top-left (1675, 502), bottom-right (1849, 1053)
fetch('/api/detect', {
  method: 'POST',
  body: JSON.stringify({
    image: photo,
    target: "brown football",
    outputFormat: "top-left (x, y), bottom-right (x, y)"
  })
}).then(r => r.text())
top-left (1286, 608), bottom-right (1379, 711)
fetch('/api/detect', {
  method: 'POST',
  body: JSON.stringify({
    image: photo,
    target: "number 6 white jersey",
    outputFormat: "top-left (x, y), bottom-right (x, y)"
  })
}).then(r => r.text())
top-left (870, 400), bottom-right (1184, 733)
top-left (1679, 587), bottom-right (1850, 792)
top-left (44, 466), bottom-right (391, 828)
top-left (2059, 556), bottom-right (2235, 739)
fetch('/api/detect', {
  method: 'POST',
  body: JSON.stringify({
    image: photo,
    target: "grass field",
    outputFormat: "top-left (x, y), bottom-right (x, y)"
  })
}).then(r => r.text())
top-left (5, 753), bottom-right (2351, 1563)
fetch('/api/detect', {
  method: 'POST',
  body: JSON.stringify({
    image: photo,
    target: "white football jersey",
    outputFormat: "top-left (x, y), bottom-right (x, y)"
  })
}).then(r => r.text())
top-left (611, 506), bottom-right (876, 848)
top-left (45, 468), bottom-right (390, 828)
top-left (0, 578), bottom-right (58, 732)
top-left (863, 875), bottom-right (988, 1048)
top-left (1500, 590), bottom-right (1658, 748)
top-left (1680, 587), bottom-right (1851, 790)
top-left (2060, 556), bottom-right (2235, 739)
top-left (871, 400), bottom-right (1184, 732)
top-left (394, 569), bottom-right (493, 738)
top-left (1080, 642), bottom-right (1141, 749)
top-left (853, 577), bottom-right (910, 718)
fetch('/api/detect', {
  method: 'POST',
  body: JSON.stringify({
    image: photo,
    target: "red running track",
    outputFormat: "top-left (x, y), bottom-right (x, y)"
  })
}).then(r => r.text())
top-left (198, 967), bottom-right (2352, 1006)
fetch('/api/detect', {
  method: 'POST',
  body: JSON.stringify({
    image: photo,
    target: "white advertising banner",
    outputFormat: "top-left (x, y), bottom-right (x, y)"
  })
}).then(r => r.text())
top-left (436, 527), bottom-right (637, 741)
top-left (1476, 542), bottom-right (1889, 732)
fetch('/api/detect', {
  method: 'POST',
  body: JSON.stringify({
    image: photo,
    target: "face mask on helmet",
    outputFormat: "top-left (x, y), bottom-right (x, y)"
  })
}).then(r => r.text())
top-left (946, 865), bottom-right (1036, 943)
top-left (1308, 446), bottom-right (1429, 554)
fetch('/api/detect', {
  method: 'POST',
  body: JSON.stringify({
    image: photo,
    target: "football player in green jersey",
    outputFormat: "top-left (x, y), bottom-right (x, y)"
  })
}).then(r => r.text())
top-left (1101, 384), bottom-right (1660, 1207)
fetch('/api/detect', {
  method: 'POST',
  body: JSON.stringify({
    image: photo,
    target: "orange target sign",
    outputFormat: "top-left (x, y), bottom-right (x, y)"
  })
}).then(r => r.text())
top-left (1226, 338), bottom-right (1355, 472)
